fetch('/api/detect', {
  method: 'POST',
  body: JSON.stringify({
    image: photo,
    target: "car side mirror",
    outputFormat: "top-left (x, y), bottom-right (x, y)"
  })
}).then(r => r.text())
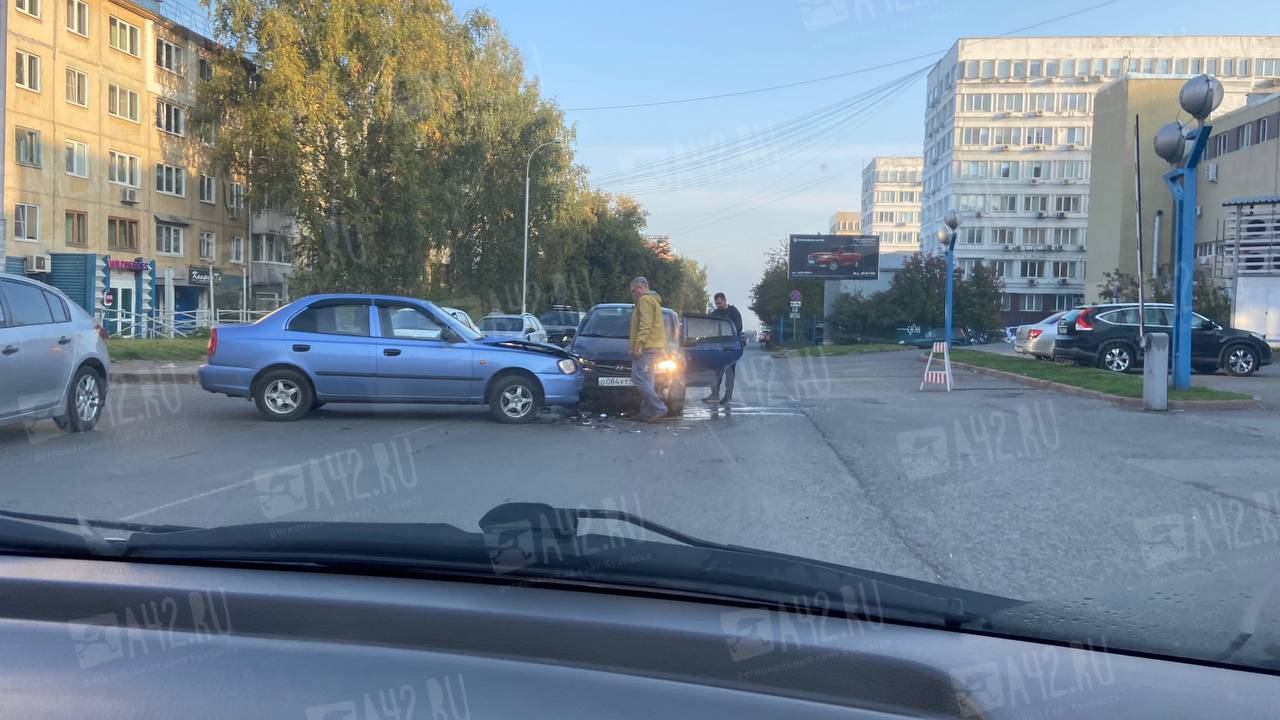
top-left (441, 327), bottom-right (462, 343)
top-left (1199, 320), bottom-right (1217, 330)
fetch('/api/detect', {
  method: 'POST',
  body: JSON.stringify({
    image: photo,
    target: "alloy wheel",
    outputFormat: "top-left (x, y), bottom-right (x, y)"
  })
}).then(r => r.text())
top-left (1104, 346), bottom-right (1131, 372)
top-left (264, 379), bottom-right (301, 414)
top-left (1228, 348), bottom-right (1256, 375)
top-left (500, 385), bottom-right (534, 418)
top-left (75, 374), bottom-right (101, 423)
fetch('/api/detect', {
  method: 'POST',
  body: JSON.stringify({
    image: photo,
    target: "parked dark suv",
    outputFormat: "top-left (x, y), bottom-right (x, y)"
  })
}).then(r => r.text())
top-left (1053, 303), bottom-right (1272, 376)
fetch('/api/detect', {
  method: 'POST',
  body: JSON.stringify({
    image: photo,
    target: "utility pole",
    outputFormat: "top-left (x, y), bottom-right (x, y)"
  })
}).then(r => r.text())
top-left (522, 139), bottom-right (561, 315)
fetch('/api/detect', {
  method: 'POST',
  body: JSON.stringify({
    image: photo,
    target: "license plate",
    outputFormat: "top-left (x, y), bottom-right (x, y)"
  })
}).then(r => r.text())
top-left (597, 377), bottom-right (632, 387)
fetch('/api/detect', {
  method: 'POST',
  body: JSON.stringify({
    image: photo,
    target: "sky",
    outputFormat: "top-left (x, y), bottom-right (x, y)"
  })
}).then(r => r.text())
top-left (444, 0), bottom-right (1279, 324)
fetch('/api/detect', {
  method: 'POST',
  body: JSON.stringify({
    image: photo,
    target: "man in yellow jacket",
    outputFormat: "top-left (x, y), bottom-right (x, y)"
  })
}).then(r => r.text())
top-left (628, 276), bottom-right (668, 421)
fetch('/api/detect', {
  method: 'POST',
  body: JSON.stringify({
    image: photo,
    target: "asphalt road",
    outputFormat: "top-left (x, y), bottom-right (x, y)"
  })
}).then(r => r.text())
top-left (4, 346), bottom-right (1279, 603)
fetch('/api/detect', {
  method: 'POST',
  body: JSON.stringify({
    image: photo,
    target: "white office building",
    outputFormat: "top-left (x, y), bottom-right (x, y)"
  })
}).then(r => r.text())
top-left (920, 36), bottom-right (1280, 323)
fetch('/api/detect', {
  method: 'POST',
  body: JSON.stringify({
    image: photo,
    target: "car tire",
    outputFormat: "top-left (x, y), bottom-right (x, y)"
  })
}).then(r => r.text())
top-left (1098, 341), bottom-right (1135, 373)
top-left (828, 261), bottom-right (839, 271)
top-left (254, 368), bottom-right (314, 422)
top-left (663, 382), bottom-right (687, 417)
top-left (490, 375), bottom-right (541, 424)
top-left (62, 365), bottom-right (105, 433)
top-left (1222, 343), bottom-right (1259, 377)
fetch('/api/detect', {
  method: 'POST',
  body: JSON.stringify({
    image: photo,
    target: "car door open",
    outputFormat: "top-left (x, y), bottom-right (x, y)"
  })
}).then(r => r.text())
top-left (681, 315), bottom-right (743, 386)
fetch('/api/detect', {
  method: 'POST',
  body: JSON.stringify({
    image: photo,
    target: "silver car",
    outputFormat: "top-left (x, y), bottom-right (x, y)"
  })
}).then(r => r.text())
top-left (478, 313), bottom-right (549, 344)
top-left (0, 273), bottom-right (109, 432)
top-left (1014, 311), bottom-right (1066, 359)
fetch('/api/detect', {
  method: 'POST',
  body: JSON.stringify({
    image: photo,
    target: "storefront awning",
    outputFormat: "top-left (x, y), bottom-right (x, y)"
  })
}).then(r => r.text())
top-left (155, 214), bottom-right (191, 226)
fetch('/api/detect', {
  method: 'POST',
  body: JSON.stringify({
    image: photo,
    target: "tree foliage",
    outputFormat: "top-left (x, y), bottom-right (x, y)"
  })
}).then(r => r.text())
top-left (1098, 265), bottom-right (1232, 323)
top-left (747, 242), bottom-right (822, 329)
top-left (827, 253), bottom-right (1004, 341)
top-left (198, 0), bottom-right (706, 310)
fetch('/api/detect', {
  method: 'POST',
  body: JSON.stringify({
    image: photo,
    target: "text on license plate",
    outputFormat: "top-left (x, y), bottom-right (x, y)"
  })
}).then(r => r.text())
top-left (597, 377), bottom-right (633, 387)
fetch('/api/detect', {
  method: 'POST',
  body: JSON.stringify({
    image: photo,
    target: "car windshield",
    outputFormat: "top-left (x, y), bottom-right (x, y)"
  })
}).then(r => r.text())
top-left (539, 311), bottom-right (580, 326)
top-left (7, 0), bottom-right (1280, 686)
top-left (479, 317), bottom-right (524, 332)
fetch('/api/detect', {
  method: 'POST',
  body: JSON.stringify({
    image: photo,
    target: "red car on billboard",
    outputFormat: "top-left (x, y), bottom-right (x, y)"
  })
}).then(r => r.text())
top-left (806, 245), bottom-right (863, 271)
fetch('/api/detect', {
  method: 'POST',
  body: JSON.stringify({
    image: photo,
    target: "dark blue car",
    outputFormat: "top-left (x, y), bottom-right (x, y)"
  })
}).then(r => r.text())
top-left (199, 294), bottom-right (584, 423)
top-left (570, 303), bottom-right (743, 415)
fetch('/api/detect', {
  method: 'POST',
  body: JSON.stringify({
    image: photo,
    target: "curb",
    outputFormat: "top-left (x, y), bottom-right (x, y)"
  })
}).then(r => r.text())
top-left (108, 370), bottom-right (200, 385)
top-left (939, 358), bottom-right (1261, 411)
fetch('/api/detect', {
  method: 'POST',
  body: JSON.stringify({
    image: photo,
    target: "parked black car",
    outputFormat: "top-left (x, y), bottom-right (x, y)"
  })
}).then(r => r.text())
top-left (538, 307), bottom-right (586, 347)
top-left (1053, 303), bottom-right (1272, 376)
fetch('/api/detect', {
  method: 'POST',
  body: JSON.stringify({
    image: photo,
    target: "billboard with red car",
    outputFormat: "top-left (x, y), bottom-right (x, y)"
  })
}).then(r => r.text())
top-left (788, 234), bottom-right (880, 280)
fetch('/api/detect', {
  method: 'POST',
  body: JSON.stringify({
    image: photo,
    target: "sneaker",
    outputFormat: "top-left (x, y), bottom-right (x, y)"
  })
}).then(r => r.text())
top-left (720, 398), bottom-right (733, 406)
top-left (701, 395), bottom-right (720, 404)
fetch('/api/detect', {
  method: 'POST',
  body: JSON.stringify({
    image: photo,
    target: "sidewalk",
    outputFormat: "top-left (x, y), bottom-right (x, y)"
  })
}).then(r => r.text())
top-left (109, 360), bottom-right (202, 385)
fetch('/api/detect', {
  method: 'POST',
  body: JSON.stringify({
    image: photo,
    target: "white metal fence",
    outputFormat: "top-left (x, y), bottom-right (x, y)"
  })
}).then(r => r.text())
top-left (99, 308), bottom-right (269, 338)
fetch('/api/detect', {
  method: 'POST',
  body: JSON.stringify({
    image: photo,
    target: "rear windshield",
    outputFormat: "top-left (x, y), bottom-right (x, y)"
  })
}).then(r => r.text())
top-left (479, 317), bottom-right (523, 332)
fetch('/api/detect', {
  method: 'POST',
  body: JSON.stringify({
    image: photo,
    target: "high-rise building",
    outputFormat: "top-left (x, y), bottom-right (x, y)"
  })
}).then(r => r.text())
top-left (828, 211), bottom-right (860, 235)
top-left (3, 0), bottom-right (289, 329)
top-left (920, 36), bottom-right (1280, 324)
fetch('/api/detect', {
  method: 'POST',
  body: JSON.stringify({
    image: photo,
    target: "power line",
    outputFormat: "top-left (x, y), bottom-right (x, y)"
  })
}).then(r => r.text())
top-left (562, 0), bottom-right (1124, 112)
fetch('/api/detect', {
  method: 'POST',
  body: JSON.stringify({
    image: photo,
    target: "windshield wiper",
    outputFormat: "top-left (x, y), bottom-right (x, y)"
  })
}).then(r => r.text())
top-left (0, 508), bottom-right (198, 534)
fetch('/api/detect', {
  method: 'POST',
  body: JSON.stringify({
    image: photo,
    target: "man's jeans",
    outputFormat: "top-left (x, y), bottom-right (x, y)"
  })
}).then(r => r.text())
top-left (710, 362), bottom-right (736, 401)
top-left (631, 350), bottom-right (668, 418)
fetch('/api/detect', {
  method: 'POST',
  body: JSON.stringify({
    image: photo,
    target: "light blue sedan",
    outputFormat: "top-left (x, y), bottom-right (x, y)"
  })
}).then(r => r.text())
top-left (199, 294), bottom-right (583, 423)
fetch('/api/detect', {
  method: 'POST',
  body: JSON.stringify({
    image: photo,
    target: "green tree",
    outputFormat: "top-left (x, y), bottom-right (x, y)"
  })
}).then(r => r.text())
top-left (1098, 265), bottom-right (1232, 323)
top-left (747, 242), bottom-right (822, 330)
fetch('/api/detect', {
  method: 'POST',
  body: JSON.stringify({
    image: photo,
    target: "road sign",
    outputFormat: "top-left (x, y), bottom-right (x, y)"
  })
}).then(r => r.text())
top-left (789, 300), bottom-right (801, 310)
top-left (790, 290), bottom-right (802, 302)
top-left (789, 311), bottom-right (800, 319)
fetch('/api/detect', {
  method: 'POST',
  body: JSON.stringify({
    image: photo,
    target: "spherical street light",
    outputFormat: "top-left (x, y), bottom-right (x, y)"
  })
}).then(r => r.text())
top-left (1179, 74), bottom-right (1224, 122)
top-left (943, 210), bottom-right (960, 231)
top-left (1154, 120), bottom-right (1187, 164)
top-left (935, 228), bottom-right (951, 249)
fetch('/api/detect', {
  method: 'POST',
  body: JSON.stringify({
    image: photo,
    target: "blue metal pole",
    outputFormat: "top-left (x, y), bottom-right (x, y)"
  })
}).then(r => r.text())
top-left (944, 237), bottom-right (955, 349)
top-left (1165, 125), bottom-right (1211, 390)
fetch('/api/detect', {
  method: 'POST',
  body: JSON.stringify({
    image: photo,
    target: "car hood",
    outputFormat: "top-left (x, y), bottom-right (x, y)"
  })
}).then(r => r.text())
top-left (569, 335), bottom-right (633, 364)
top-left (474, 336), bottom-right (572, 359)
top-left (992, 555), bottom-right (1280, 672)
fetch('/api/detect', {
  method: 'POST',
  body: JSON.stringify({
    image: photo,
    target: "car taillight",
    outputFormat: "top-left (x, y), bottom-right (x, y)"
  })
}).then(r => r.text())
top-left (95, 324), bottom-right (108, 340)
top-left (1029, 329), bottom-right (1042, 339)
top-left (207, 327), bottom-right (218, 357)
top-left (1074, 308), bottom-right (1095, 332)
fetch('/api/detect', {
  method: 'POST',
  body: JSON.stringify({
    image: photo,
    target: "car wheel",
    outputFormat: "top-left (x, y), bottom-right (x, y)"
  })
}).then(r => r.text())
top-left (62, 365), bottom-right (105, 433)
top-left (663, 382), bottom-right (687, 417)
top-left (1222, 344), bottom-right (1259, 377)
top-left (1098, 342), bottom-right (1134, 373)
top-left (254, 369), bottom-right (313, 421)
top-left (828, 261), bottom-right (839, 271)
top-left (490, 375), bottom-right (541, 424)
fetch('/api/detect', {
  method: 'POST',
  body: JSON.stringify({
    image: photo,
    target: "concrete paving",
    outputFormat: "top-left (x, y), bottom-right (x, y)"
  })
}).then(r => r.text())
top-left (3, 346), bottom-right (1279, 605)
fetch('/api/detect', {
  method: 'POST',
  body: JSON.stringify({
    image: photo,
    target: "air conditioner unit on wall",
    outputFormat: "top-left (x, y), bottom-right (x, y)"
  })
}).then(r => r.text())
top-left (1204, 163), bottom-right (1219, 182)
top-left (120, 187), bottom-right (139, 205)
top-left (25, 254), bottom-right (51, 273)
top-left (1036, 211), bottom-right (1047, 219)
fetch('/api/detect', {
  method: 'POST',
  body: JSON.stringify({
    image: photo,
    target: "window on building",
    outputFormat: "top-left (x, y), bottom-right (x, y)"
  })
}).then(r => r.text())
top-left (1055, 160), bottom-right (1087, 179)
top-left (1237, 58), bottom-right (1250, 76)
top-left (1206, 57), bottom-right (1220, 75)
top-left (108, 217), bottom-right (139, 251)
top-left (958, 194), bottom-right (984, 212)
top-left (1012, 60), bottom-right (1026, 78)
top-left (15, 50), bottom-right (41, 92)
top-left (198, 56), bottom-right (214, 81)
top-left (1024, 195), bottom-right (1049, 213)
top-left (960, 227), bottom-right (984, 244)
top-left (1021, 260), bottom-right (1046, 278)
top-left (1062, 59), bottom-right (1076, 77)
top-left (108, 16), bottom-right (140, 56)
top-left (108, 83), bottom-right (139, 121)
top-left (1092, 58), bottom-right (1106, 75)
top-left (67, 0), bottom-right (89, 35)
top-left (1053, 227), bottom-right (1083, 246)
top-left (157, 223), bottom-right (184, 255)
top-left (199, 232), bottom-right (216, 260)
top-left (65, 140), bottom-right (88, 177)
top-left (230, 236), bottom-right (245, 263)
top-left (1026, 60), bottom-right (1041, 78)
top-left (962, 127), bottom-right (990, 145)
top-left (996, 60), bottom-right (1011, 79)
top-left (1022, 294), bottom-right (1045, 311)
top-left (1023, 228), bottom-right (1048, 246)
top-left (199, 174), bottom-right (216, 204)
top-left (1222, 58), bottom-right (1235, 76)
top-left (1054, 195), bottom-right (1082, 213)
top-left (1239, 123), bottom-right (1253, 149)
top-left (15, 127), bottom-right (41, 167)
top-left (1108, 58), bottom-right (1122, 76)
top-left (980, 60), bottom-right (994, 78)
top-left (156, 37), bottom-right (186, 75)
top-left (14, 204), bottom-right (40, 242)
top-left (1061, 93), bottom-right (1089, 113)
top-left (993, 126), bottom-right (1022, 145)
top-left (108, 150), bottom-right (140, 187)
top-left (963, 60), bottom-right (978, 79)
top-left (991, 227), bottom-right (1015, 245)
top-left (253, 233), bottom-right (292, 264)
top-left (1063, 127), bottom-right (1087, 145)
top-left (959, 161), bottom-right (989, 178)
top-left (1174, 58), bottom-right (1188, 74)
top-left (962, 93), bottom-right (992, 112)
top-left (1214, 133), bottom-right (1228, 157)
top-left (1052, 260), bottom-right (1078, 279)
top-left (156, 99), bottom-right (186, 136)
top-left (1025, 160), bottom-right (1050, 179)
top-left (1028, 93), bottom-right (1055, 112)
top-left (1260, 118), bottom-right (1271, 142)
top-left (995, 161), bottom-right (1019, 179)
top-left (65, 210), bottom-right (87, 247)
top-left (1156, 58), bottom-right (1171, 74)
top-left (1257, 59), bottom-right (1280, 76)
top-left (227, 182), bottom-right (245, 215)
top-left (995, 93), bottom-right (1023, 112)
top-left (155, 163), bottom-right (187, 196)
top-left (1046, 59), bottom-right (1061, 77)
top-left (875, 211), bottom-right (895, 223)
top-left (17, 0), bottom-right (41, 18)
top-left (992, 194), bottom-right (1018, 212)
top-left (65, 67), bottom-right (88, 105)
top-left (1026, 127), bottom-right (1054, 145)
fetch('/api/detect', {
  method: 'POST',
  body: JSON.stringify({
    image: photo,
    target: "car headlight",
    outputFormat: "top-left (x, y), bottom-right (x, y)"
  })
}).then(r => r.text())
top-left (557, 358), bottom-right (577, 374)
top-left (655, 358), bottom-right (679, 373)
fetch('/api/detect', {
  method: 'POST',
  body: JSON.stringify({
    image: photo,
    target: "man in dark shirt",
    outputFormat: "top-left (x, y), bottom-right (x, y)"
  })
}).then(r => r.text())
top-left (705, 292), bottom-right (743, 405)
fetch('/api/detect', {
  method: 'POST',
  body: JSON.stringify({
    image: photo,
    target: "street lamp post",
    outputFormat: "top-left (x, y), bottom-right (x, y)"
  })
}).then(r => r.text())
top-left (1154, 75), bottom-right (1223, 390)
top-left (938, 211), bottom-right (961, 349)
top-left (522, 139), bottom-right (561, 315)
